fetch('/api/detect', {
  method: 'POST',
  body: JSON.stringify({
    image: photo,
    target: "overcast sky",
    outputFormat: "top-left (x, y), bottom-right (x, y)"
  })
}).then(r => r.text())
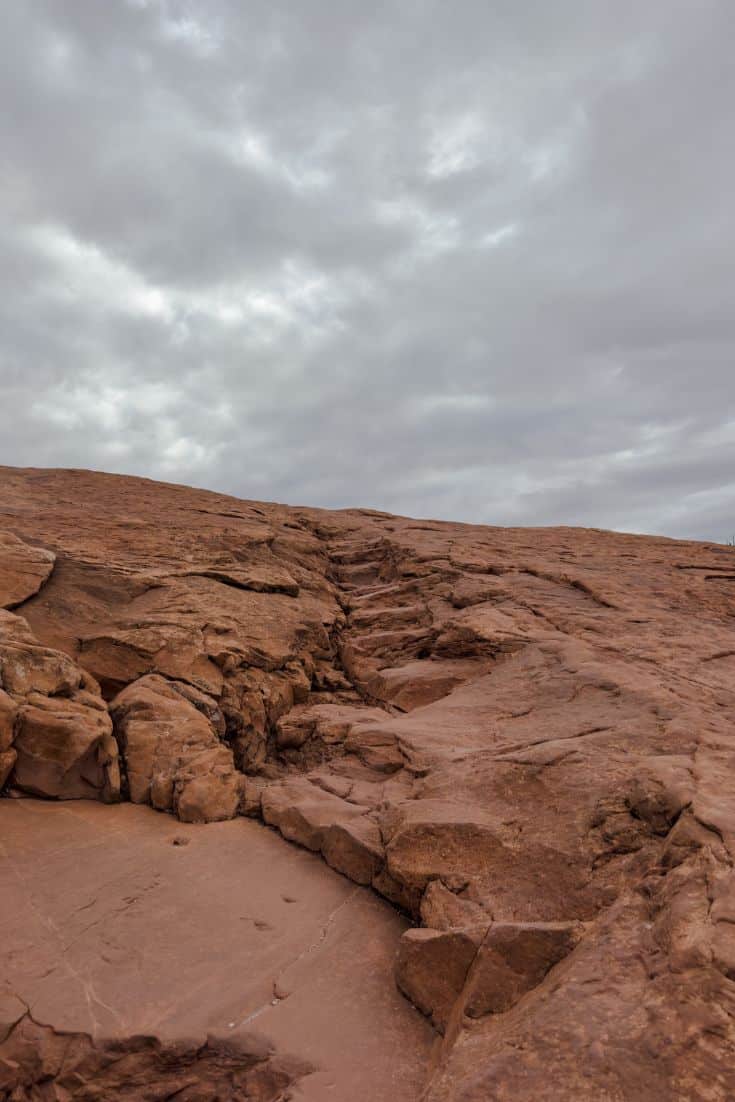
top-left (1, 1), bottom-right (733, 539)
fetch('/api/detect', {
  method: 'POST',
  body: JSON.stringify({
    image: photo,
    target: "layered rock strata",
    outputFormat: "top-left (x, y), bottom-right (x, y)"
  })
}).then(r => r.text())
top-left (1, 465), bottom-right (734, 1099)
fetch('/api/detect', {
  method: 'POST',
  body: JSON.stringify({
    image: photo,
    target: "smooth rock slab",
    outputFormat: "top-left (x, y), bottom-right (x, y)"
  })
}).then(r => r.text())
top-left (0, 799), bottom-right (434, 1100)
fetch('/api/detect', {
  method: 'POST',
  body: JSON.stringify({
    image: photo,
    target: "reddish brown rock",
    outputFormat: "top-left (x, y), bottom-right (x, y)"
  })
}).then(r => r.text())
top-left (109, 673), bottom-right (242, 821)
top-left (1, 465), bottom-right (735, 1099)
top-left (0, 609), bottom-right (119, 801)
top-left (420, 879), bottom-right (489, 931)
top-left (0, 799), bottom-right (433, 1100)
top-left (279, 700), bottom-right (384, 743)
top-left (396, 925), bottom-right (487, 1032)
top-left (0, 685), bottom-right (18, 789)
top-left (0, 749), bottom-right (15, 790)
top-left (0, 689), bottom-right (16, 750)
top-left (365, 657), bottom-right (491, 711)
top-left (459, 920), bottom-right (582, 1018)
top-left (321, 815), bottom-right (384, 885)
top-left (12, 691), bottom-right (118, 801)
top-left (0, 531), bottom-right (55, 610)
top-left (261, 775), bottom-right (371, 853)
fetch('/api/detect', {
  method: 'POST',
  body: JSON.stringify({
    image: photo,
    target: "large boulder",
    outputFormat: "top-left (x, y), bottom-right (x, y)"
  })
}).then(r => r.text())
top-left (109, 673), bottom-right (243, 822)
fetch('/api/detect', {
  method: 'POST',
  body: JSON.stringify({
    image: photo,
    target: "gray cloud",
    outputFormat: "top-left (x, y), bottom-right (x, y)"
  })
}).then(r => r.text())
top-left (1, 0), bottom-right (733, 540)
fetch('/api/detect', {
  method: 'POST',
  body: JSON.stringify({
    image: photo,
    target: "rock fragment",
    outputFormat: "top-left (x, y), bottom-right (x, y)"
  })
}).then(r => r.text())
top-left (110, 673), bottom-right (241, 821)
top-left (0, 610), bottom-right (119, 801)
top-left (0, 531), bottom-right (55, 610)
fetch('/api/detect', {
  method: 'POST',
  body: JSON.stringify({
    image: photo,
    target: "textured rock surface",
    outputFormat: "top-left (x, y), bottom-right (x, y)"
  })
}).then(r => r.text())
top-left (0, 609), bottom-right (119, 801)
top-left (1, 465), bottom-right (735, 1098)
top-left (0, 531), bottom-right (55, 609)
top-left (110, 673), bottom-right (243, 821)
top-left (0, 799), bottom-right (432, 1100)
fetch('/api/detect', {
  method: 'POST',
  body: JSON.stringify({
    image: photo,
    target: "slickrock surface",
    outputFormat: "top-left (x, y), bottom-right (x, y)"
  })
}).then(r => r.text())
top-left (1, 464), bottom-right (735, 1099)
top-left (1, 799), bottom-right (431, 1100)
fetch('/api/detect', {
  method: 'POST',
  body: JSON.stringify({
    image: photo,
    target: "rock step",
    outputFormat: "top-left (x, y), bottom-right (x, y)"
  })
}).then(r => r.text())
top-left (350, 603), bottom-right (431, 630)
top-left (329, 544), bottom-right (390, 565)
top-left (360, 657), bottom-right (488, 711)
top-left (349, 626), bottom-right (435, 660)
top-left (260, 776), bottom-right (385, 885)
top-left (348, 579), bottom-right (426, 606)
top-left (396, 921), bottom-right (581, 1034)
top-left (331, 560), bottom-right (387, 583)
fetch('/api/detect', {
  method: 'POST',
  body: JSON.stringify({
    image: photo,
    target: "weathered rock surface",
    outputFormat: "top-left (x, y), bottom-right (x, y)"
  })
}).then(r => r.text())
top-left (0, 799), bottom-right (432, 1100)
top-left (1, 1015), bottom-right (311, 1102)
top-left (0, 531), bottom-right (55, 609)
top-left (1, 465), bottom-right (735, 1098)
top-left (110, 673), bottom-right (242, 821)
top-left (396, 925), bottom-right (487, 1032)
top-left (0, 609), bottom-right (119, 801)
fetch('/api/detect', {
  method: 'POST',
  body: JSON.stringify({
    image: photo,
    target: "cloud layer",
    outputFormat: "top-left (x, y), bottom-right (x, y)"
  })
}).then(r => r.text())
top-left (2, 0), bottom-right (733, 539)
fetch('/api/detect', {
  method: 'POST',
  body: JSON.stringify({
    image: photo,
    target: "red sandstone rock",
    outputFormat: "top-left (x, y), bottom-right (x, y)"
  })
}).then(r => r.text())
top-left (0, 531), bottom-right (55, 610)
top-left (459, 920), bottom-right (582, 1018)
top-left (109, 673), bottom-right (242, 821)
top-left (419, 879), bottom-right (489, 930)
top-left (0, 799), bottom-right (431, 1100)
top-left (321, 815), bottom-right (384, 884)
top-left (1, 465), bottom-right (735, 1099)
top-left (0, 609), bottom-right (119, 801)
top-left (396, 925), bottom-right (487, 1031)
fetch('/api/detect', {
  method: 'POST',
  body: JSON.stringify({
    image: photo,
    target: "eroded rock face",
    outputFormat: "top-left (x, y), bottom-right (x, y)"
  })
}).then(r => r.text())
top-left (0, 610), bottom-right (119, 801)
top-left (1, 1015), bottom-right (311, 1102)
top-left (110, 673), bottom-right (242, 822)
top-left (0, 531), bottom-right (55, 609)
top-left (1, 465), bottom-right (735, 1099)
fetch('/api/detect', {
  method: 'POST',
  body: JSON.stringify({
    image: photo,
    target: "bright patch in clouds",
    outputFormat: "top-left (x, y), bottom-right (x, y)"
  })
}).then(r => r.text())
top-left (480, 223), bottom-right (519, 248)
top-left (29, 224), bottom-right (175, 322)
top-left (427, 113), bottom-right (486, 178)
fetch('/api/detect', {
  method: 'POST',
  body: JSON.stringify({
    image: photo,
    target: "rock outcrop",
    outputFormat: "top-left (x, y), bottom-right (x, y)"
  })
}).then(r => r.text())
top-left (0, 1011), bottom-right (313, 1102)
top-left (0, 531), bottom-right (55, 609)
top-left (1, 465), bottom-right (735, 1099)
top-left (0, 608), bottom-right (119, 801)
top-left (110, 673), bottom-right (243, 821)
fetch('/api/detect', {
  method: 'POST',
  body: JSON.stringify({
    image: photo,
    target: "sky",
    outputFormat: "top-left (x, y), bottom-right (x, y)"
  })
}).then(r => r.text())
top-left (1, 1), bottom-right (734, 540)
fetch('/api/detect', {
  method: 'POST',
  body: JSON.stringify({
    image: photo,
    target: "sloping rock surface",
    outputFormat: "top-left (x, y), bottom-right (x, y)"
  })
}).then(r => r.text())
top-left (0, 799), bottom-right (431, 1101)
top-left (1, 465), bottom-right (735, 1099)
